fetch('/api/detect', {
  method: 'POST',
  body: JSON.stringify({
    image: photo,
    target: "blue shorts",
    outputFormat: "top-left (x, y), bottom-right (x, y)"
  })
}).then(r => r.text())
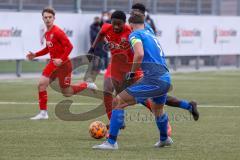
top-left (125, 73), bottom-right (171, 105)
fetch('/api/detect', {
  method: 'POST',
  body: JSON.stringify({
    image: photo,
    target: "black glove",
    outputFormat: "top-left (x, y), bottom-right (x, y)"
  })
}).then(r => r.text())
top-left (125, 72), bottom-right (135, 81)
top-left (123, 72), bottom-right (136, 89)
top-left (88, 47), bottom-right (95, 54)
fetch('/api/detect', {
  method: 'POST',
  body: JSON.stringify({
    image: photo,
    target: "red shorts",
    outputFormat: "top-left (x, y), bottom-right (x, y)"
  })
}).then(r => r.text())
top-left (104, 63), bottom-right (143, 83)
top-left (42, 60), bottom-right (72, 88)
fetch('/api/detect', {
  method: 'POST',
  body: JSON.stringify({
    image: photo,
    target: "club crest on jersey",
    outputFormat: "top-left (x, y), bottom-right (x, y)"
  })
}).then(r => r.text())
top-left (50, 34), bottom-right (54, 40)
top-left (121, 38), bottom-right (127, 42)
top-left (46, 41), bottom-right (53, 47)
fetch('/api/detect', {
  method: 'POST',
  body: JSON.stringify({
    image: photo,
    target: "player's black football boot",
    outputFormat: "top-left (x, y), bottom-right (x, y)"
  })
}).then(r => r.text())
top-left (189, 101), bottom-right (199, 121)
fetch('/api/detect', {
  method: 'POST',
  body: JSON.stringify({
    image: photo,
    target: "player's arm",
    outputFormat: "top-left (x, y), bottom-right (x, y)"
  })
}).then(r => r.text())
top-left (125, 36), bottom-right (144, 80)
top-left (130, 37), bottom-right (144, 73)
top-left (88, 31), bottom-right (105, 53)
top-left (26, 47), bottom-right (49, 60)
top-left (88, 24), bottom-right (109, 53)
top-left (58, 30), bottom-right (73, 62)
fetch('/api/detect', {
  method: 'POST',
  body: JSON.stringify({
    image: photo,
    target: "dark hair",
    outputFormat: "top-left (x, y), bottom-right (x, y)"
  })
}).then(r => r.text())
top-left (131, 3), bottom-right (146, 14)
top-left (111, 10), bottom-right (126, 22)
top-left (42, 7), bottom-right (55, 16)
top-left (128, 13), bottom-right (144, 24)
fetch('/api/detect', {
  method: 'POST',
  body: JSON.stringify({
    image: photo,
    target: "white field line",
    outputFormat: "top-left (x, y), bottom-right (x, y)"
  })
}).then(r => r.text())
top-left (0, 101), bottom-right (97, 106)
top-left (0, 101), bottom-right (239, 108)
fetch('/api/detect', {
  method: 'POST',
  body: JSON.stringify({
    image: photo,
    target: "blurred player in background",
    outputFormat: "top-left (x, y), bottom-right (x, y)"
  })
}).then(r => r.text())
top-left (131, 3), bottom-right (199, 120)
top-left (85, 16), bottom-right (106, 83)
top-left (93, 13), bottom-right (172, 150)
top-left (27, 7), bottom-right (90, 120)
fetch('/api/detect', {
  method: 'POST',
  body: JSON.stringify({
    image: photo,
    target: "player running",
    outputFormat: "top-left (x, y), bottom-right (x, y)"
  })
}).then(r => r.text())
top-left (26, 7), bottom-right (90, 120)
top-left (93, 13), bottom-right (173, 150)
top-left (88, 10), bottom-right (198, 127)
top-left (130, 3), bottom-right (199, 120)
top-left (88, 11), bottom-right (144, 121)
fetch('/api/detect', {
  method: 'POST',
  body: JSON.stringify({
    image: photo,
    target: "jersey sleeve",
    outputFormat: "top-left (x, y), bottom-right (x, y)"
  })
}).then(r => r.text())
top-left (144, 22), bottom-right (155, 35)
top-left (35, 46), bottom-right (49, 57)
top-left (56, 29), bottom-right (73, 61)
top-left (129, 32), bottom-right (142, 48)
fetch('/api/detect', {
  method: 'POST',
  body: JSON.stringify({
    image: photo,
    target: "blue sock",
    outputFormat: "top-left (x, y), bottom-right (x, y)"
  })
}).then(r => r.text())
top-left (155, 113), bottom-right (169, 141)
top-left (179, 100), bottom-right (192, 111)
top-left (108, 109), bottom-right (125, 144)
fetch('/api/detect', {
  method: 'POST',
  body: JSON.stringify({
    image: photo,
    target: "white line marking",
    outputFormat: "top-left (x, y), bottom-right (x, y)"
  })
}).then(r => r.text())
top-left (0, 101), bottom-right (239, 108)
top-left (0, 101), bottom-right (99, 106)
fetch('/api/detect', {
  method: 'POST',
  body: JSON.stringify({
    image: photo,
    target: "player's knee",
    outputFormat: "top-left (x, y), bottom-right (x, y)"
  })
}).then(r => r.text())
top-left (104, 79), bottom-right (114, 93)
top-left (62, 92), bottom-right (72, 97)
top-left (112, 96), bottom-right (126, 110)
top-left (38, 82), bottom-right (48, 91)
top-left (104, 85), bottom-right (113, 93)
top-left (112, 97), bottom-right (121, 109)
top-left (152, 103), bottom-right (164, 117)
top-left (61, 88), bottom-right (73, 97)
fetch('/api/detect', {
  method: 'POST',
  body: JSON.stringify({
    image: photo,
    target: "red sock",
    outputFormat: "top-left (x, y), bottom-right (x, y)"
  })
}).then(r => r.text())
top-left (167, 122), bottom-right (172, 136)
top-left (39, 91), bottom-right (47, 110)
top-left (144, 99), bottom-right (152, 112)
top-left (104, 93), bottom-right (113, 120)
top-left (71, 82), bottom-right (88, 94)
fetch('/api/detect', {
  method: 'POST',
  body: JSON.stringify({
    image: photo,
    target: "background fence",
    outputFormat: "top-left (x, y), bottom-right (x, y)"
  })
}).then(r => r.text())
top-left (0, 0), bottom-right (240, 15)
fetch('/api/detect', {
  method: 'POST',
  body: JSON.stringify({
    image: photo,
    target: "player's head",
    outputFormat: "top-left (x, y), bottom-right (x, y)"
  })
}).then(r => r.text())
top-left (128, 13), bottom-right (145, 31)
top-left (111, 10), bottom-right (126, 33)
top-left (42, 7), bottom-right (55, 28)
top-left (131, 3), bottom-right (146, 17)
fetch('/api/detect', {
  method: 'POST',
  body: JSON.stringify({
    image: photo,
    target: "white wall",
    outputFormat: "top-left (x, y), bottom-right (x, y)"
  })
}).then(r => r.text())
top-left (0, 12), bottom-right (240, 60)
top-left (153, 15), bottom-right (240, 56)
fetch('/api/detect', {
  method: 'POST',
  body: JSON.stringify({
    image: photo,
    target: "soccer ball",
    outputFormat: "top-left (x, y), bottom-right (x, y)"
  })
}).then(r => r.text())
top-left (89, 121), bottom-right (107, 139)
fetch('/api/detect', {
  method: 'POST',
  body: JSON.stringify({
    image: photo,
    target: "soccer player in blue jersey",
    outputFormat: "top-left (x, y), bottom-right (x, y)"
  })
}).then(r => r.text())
top-left (131, 3), bottom-right (199, 121)
top-left (92, 13), bottom-right (173, 150)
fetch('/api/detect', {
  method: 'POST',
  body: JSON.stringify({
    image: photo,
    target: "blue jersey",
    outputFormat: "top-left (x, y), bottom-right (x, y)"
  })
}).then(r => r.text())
top-left (129, 29), bottom-right (168, 77)
top-left (144, 22), bottom-right (155, 35)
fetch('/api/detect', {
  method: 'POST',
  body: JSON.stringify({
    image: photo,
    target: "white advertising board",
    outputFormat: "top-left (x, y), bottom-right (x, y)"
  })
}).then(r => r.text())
top-left (0, 12), bottom-right (240, 60)
top-left (153, 15), bottom-right (240, 56)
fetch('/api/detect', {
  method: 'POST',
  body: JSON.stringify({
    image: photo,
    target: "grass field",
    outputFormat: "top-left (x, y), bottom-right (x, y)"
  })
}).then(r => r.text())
top-left (0, 70), bottom-right (240, 160)
top-left (0, 60), bottom-right (46, 73)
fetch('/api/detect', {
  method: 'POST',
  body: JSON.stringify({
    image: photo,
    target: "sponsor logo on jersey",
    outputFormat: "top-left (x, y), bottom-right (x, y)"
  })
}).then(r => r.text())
top-left (46, 41), bottom-right (53, 47)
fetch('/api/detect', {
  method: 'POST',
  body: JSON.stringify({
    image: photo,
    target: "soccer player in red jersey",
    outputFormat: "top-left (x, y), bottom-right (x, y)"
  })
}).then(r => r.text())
top-left (27, 7), bottom-right (88, 120)
top-left (88, 11), bottom-right (173, 136)
top-left (88, 11), bottom-right (144, 121)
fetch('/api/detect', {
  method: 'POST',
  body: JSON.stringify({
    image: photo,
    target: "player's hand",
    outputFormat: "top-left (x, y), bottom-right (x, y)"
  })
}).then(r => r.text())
top-left (53, 59), bottom-right (63, 66)
top-left (125, 72), bottom-right (135, 81)
top-left (88, 47), bottom-right (95, 54)
top-left (26, 51), bottom-right (35, 60)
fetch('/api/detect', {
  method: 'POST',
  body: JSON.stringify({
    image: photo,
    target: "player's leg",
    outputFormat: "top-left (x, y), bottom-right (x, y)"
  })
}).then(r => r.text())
top-left (30, 75), bottom-right (50, 120)
top-left (93, 90), bottom-right (136, 150)
top-left (93, 76), bottom-right (172, 149)
top-left (166, 95), bottom-right (199, 121)
top-left (127, 74), bottom-right (172, 135)
top-left (151, 96), bottom-right (173, 148)
top-left (30, 62), bottom-right (58, 120)
top-left (103, 64), bottom-right (116, 120)
top-left (57, 60), bottom-right (92, 97)
top-left (103, 77), bottom-right (114, 120)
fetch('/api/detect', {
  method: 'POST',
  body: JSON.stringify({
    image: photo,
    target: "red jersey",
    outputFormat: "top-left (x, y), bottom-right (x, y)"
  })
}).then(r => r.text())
top-left (100, 23), bottom-right (133, 74)
top-left (35, 25), bottom-right (73, 61)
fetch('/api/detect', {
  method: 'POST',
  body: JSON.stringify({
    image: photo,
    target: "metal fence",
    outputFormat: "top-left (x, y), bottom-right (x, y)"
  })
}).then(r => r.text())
top-left (0, 0), bottom-right (239, 15)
